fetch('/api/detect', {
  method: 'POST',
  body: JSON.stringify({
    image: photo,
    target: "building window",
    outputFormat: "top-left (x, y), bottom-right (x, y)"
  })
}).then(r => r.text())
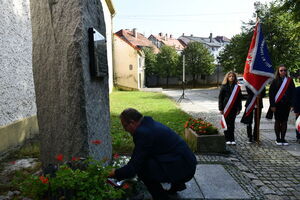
top-left (129, 64), bottom-right (133, 70)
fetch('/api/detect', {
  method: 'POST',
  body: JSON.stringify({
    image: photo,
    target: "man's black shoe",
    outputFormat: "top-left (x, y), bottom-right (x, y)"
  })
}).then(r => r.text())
top-left (167, 183), bottom-right (186, 194)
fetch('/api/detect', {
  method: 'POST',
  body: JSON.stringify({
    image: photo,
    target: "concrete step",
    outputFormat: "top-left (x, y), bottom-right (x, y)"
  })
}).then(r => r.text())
top-left (172, 164), bottom-right (250, 199)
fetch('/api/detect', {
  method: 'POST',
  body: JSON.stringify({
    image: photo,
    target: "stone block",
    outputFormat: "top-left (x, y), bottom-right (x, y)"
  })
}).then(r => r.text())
top-left (30, 0), bottom-right (111, 168)
top-left (185, 128), bottom-right (226, 153)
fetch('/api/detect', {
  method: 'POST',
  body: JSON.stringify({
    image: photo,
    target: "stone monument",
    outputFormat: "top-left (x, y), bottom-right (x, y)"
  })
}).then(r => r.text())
top-left (30, 0), bottom-right (111, 168)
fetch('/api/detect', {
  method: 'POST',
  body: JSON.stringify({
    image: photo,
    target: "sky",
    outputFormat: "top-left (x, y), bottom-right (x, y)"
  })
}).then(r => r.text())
top-left (113, 0), bottom-right (274, 39)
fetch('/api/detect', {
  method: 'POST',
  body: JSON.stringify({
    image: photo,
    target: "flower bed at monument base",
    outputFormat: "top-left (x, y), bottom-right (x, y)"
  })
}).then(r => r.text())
top-left (184, 128), bottom-right (226, 153)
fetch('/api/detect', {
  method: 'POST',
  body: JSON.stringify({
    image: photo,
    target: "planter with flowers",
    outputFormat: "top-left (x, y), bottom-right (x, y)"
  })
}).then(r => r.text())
top-left (184, 118), bottom-right (225, 153)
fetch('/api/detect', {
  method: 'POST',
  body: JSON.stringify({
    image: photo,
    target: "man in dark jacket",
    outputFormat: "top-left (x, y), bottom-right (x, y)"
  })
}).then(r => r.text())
top-left (109, 108), bottom-right (197, 200)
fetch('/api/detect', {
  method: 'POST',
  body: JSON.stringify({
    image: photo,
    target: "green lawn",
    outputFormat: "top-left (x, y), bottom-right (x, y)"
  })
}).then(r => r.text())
top-left (109, 91), bottom-right (191, 154)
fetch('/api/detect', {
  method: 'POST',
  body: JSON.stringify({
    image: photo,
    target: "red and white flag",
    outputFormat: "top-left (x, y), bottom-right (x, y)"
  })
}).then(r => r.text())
top-left (243, 22), bottom-right (274, 116)
top-left (220, 84), bottom-right (241, 130)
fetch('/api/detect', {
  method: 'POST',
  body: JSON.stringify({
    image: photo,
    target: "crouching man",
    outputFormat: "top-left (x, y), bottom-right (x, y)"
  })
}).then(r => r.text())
top-left (109, 108), bottom-right (197, 200)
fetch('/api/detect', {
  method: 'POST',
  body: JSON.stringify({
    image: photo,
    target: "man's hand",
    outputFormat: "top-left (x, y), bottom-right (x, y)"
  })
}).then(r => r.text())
top-left (108, 169), bottom-right (116, 178)
top-left (220, 110), bottom-right (223, 115)
top-left (271, 107), bottom-right (276, 112)
top-left (296, 113), bottom-right (299, 117)
top-left (236, 110), bottom-right (240, 115)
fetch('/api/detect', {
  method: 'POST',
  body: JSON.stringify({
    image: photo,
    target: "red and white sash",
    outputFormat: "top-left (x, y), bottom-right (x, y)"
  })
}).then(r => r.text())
top-left (275, 77), bottom-right (292, 103)
top-left (245, 95), bottom-right (257, 117)
top-left (296, 116), bottom-right (300, 133)
top-left (221, 84), bottom-right (240, 130)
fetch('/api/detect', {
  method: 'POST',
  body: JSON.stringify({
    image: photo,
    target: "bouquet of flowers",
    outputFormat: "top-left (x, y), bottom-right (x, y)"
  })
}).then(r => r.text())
top-left (184, 117), bottom-right (218, 135)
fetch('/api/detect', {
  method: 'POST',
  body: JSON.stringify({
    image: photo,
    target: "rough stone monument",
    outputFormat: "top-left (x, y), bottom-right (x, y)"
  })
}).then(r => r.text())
top-left (30, 0), bottom-right (111, 168)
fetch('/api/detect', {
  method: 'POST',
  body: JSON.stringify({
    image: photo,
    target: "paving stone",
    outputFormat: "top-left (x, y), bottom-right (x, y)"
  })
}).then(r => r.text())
top-left (194, 164), bottom-right (250, 199)
top-left (265, 194), bottom-right (285, 200)
top-left (251, 179), bottom-right (264, 187)
top-left (236, 164), bottom-right (249, 172)
top-left (260, 186), bottom-right (277, 195)
top-left (242, 172), bottom-right (258, 180)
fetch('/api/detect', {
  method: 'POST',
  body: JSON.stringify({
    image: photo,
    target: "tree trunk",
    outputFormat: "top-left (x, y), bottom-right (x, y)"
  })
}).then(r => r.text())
top-left (166, 75), bottom-right (169, 88)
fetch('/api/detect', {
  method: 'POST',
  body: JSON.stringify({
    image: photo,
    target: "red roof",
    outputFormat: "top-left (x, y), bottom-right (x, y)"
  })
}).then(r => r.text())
top-left (150, 34), bottom-right (185, 51)
top-left (115, 29), bottom-right (159, 53)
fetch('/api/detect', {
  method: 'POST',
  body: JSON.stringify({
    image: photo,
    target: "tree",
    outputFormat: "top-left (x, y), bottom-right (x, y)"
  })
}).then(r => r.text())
top-left (218, 32), bottom-right (252, 74)
top-left (279, 0), bottom-right (300, 22)
top-left (182, 42), bottom-right (215, 87)
top-left (143, 47), bottom-right (158, 86)
top-left (218, 1), bottom-right (300, 74)
top-left (156, 46), bottom-right (179, 87)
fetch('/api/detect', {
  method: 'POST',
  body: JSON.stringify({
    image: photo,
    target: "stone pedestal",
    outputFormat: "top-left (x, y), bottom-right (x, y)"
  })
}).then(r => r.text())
top-left (30, 0), bottom-right (111, 168)
top-left (185, 128), bottom-right (226, 153)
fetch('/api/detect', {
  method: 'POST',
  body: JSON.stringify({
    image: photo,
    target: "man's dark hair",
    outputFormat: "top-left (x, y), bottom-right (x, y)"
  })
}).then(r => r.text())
top-left (120, 108), bottom-right (143, 123)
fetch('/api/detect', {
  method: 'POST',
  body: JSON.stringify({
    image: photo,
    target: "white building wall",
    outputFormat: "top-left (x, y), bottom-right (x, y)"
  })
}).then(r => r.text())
top-left (100, 0), bottom-right (114, 93)
top-left (0, 0), bottom-right (36, 126)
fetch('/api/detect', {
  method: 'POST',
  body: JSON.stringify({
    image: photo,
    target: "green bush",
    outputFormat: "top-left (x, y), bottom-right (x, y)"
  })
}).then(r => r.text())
top-left (13, 158), bottom-right (125, 200)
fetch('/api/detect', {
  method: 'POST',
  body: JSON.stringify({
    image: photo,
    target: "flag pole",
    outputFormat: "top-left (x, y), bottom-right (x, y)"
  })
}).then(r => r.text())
top-left (255, 97), bottom-right (261, 143)
top-left (254, 7), bottom-right (261, 143)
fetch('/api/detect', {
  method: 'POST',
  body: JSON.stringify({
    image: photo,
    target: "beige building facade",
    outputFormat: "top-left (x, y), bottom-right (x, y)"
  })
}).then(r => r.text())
top-left (113, 33), bottom-right (145, 90)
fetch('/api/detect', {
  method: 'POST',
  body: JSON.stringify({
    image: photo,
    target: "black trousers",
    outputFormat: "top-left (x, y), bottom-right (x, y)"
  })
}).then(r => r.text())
top-left (247, 108), bottom-right (262, 141)
top-left (224, 111), bottom-right (237, 142)
top-left (140, 178), bottom-right (170, 200)
top-left (137, 157), bottom-right (194, 200)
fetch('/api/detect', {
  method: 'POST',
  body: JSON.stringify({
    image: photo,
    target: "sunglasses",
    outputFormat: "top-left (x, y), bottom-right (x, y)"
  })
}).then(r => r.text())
top-left (279, 69), bottom-right (287, 72)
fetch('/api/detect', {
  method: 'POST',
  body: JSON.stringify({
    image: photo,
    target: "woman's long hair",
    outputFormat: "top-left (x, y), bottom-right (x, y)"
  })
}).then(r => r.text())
top-left (274, 64), bottom-right (288, 80)
top-left (222, 71), bottom-right (238, 85)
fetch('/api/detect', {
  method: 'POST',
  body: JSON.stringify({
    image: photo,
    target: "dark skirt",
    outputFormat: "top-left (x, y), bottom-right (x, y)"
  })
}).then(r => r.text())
top-left (274, 103), bottom-right (291, 122)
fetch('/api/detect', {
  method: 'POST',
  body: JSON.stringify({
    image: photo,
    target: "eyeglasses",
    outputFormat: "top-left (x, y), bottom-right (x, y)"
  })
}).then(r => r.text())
top-left (279, 69), bottom-right (287, 72)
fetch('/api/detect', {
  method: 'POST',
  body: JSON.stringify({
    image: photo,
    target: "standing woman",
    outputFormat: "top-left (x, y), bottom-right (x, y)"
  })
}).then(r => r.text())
top-left (219, 72), bottom-right (242, 145)
top-left (293, 78), bottom-right (300, 143)
top-left (269, 64), bottom-right (295, 145)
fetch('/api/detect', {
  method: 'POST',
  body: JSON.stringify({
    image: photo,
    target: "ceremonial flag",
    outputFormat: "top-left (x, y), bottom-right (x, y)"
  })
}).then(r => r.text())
top-left (243, 22), bottom-right (274, 116)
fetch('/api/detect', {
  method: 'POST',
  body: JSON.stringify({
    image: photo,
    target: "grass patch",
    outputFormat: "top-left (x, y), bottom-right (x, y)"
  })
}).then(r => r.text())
top-left (110, 91), bottom-right (191, 154)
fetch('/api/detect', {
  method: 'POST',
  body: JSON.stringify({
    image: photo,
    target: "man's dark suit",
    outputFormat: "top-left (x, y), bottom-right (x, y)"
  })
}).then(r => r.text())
top-left (115, 116), bottom-right (197, 198)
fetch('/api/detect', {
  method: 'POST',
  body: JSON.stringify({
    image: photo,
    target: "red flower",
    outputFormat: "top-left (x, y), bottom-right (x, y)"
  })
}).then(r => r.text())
top-left (55, 154), bottom-right (64, 161)
top-left (184, 122), bottom-right (189, 128)
top-left (91, 140), bottom-right (102, 144)
top-left (71, 157), bottom-right (80, 161)
top-left (122, 183), bottom-right (130, 189)
top-left (113, 153), bottom-right (120, 159)
top-left (39, 176), bottom-right (49, 184)
top-left (9, 161), bottom-right (16, 165)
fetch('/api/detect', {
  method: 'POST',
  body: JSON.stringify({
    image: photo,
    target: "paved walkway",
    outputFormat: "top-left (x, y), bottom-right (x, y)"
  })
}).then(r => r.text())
top-left (162, 88), bottom-right (300, 200)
